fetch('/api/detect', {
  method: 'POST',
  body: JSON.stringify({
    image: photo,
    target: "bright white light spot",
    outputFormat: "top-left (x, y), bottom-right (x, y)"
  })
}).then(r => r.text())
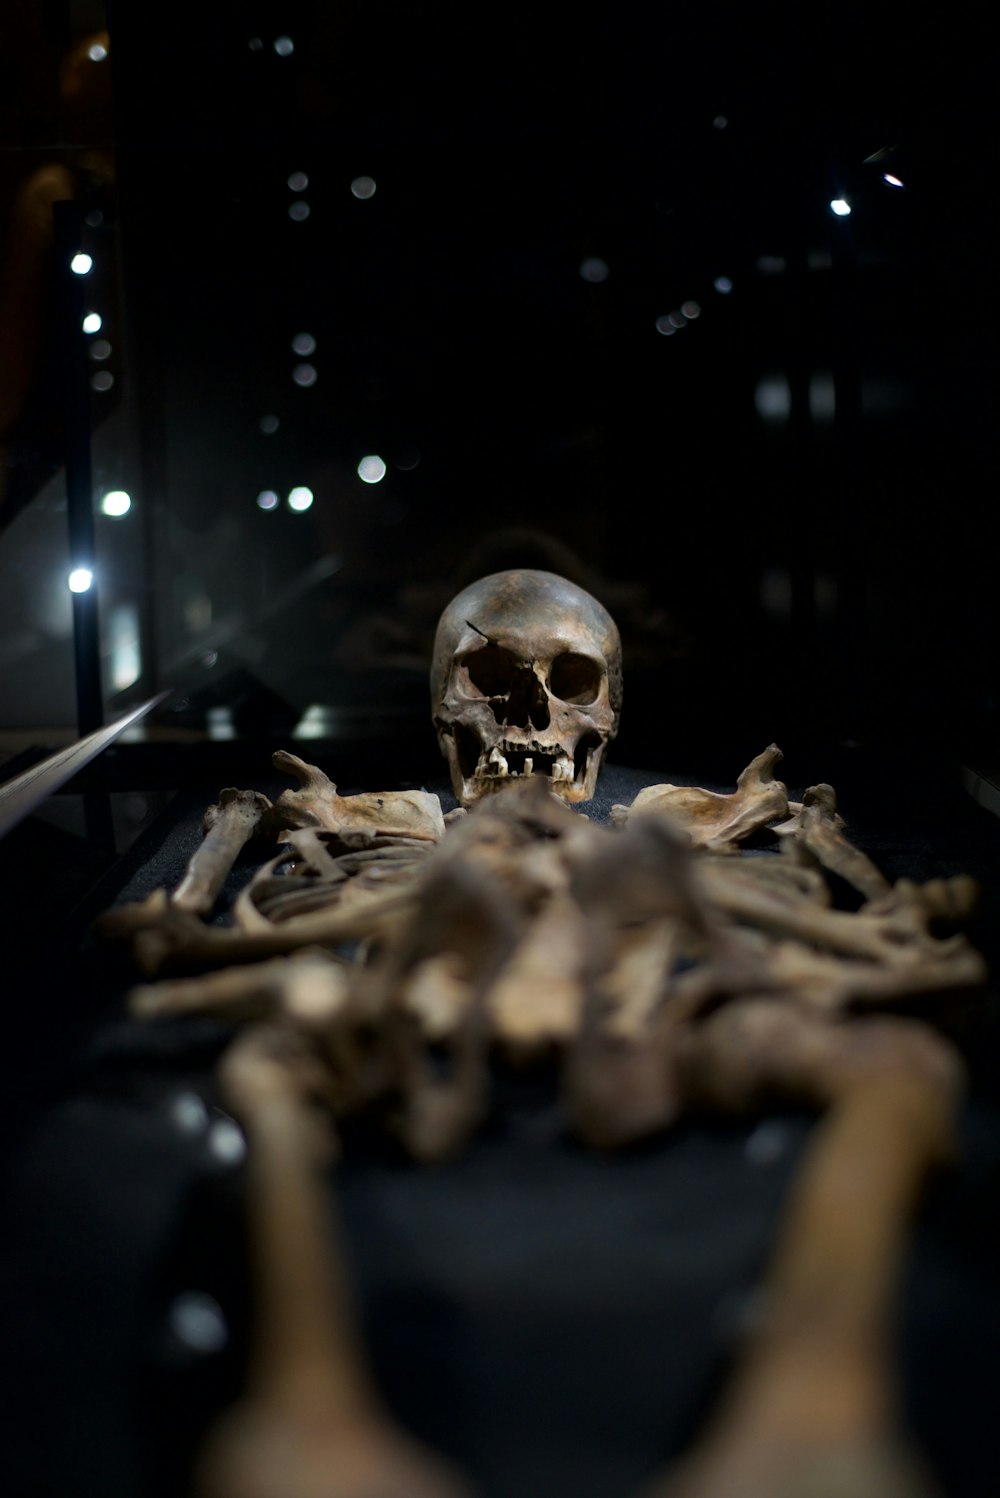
top-left (71, 253), bottom-right (93, 276)
top-left (754, 373), bottom-right (791, 426)
top-left (579, 256), bottom-right (610, 283)
top-left (681, 300), bottom-right (701, 319)
top-left (82, 312), bottom-right (102, 334)
top-left (90, 338), bottom-right (112, 361)
top-left (351, 175), bottom-right (377, 199)
top-left (287, 170), bottom-right (309, 191)
top-left (714, 275), bottom-right (733, 294)
top-left (655, 316), bottom-right (676, 336)
top-left (756, 255), bottom-right (786, 275)
top-left (88, 42), bottom-right (108, 62)
top-left (274, 36), bottom-right (295, 56)
top-left (292, 362), bottom-right (317, 387)
top-left (883, 173), bottom-right (905, 188)
top-left (357, 455), bottom-right (387, 484)
top-left (100, 489), bottom-right (131, 517)
top-left (830, 198), bottom-right (852, 216)
top-left (288, 486), bottom-right (314, 511)
top-left (256, 489), bottom-right (280, 510)
top-left (713, 114), bottom-right (728, 129)
top-left (292, 331), bottom-right (316, 356)
top-left (259, 413), bottom-right (280, 434)
top-left (90, 371), bottom-right (114, 392)
top-left (808, 370), bottom-right (836, 424)
top-left (68, 567), bottom-right (94, 593)
top-left (288, 200), bottom-right (311, 221)
top-left (169, 1291), bottom-right (228, 1354)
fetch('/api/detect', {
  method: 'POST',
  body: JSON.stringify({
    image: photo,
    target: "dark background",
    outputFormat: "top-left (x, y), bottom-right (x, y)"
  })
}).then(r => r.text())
top-left (5, 1), bottom-right (995, 770)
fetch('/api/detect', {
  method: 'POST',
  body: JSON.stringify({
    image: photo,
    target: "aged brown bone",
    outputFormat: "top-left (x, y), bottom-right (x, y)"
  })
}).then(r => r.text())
top-left (773, 782), bottom-right (892, 901)
top-left (128, 949), bottom-right (351, 1029)
top-left (637, 1006), bottom-right (961, 1498)
top-left (612, 744), bottom-right (793, 850)
top-left (193, 1026), bottom-right (478, 1498)
top-left (173, 788), bottom-right (274, 916)
top-left (270, 750), bottom-right (446, 842)
top-left (430, 568), bottom-right (622, 805)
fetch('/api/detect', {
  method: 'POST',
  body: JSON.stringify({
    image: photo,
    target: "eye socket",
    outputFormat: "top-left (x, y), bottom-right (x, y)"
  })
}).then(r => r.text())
top-left (549, 653), bottom-right (602, 705)
top-left (463, 645), bottom-right (517, 696)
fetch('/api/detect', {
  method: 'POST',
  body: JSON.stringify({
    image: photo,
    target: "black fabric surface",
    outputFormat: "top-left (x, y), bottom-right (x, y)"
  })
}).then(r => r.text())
top-left (3, 750), bottom-right (1000, 1498)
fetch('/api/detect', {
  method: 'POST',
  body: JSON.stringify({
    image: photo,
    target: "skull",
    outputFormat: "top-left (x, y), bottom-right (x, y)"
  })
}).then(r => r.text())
top-left (430, 568), bottom-right (623, 806)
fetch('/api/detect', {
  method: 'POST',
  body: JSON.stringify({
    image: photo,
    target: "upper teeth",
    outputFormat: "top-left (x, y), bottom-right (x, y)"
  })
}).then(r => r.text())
top-left (488, 747), bottom-right (509, 776)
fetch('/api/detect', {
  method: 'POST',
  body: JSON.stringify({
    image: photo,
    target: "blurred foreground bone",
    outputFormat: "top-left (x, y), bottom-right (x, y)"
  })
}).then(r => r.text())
top-left (192, 1026), bottom-right (479, 1498)
top-left (98, 740), bottom-right (990, 1498)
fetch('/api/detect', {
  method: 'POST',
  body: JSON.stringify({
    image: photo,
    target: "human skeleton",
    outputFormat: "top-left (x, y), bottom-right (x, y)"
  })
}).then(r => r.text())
top-left (98, 569), bottom-right (987, 1498)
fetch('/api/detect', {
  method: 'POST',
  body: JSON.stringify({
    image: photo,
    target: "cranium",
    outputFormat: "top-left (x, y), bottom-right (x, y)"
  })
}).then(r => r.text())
top-left (430, 568), bottom-right (622, 806)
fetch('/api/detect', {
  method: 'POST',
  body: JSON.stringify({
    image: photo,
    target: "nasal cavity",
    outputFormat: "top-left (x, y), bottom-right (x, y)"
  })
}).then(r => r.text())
top-left (504, 667), bottom-right (550, 731)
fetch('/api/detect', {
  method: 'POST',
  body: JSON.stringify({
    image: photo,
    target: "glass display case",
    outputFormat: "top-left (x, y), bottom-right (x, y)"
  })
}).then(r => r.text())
top-left (2, 10), bottom-right (1000, 1498)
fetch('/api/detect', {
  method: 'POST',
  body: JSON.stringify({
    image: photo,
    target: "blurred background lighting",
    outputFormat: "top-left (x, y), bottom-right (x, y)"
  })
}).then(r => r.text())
top-left (88, 42), bottom-right (107, 61)
top-left (168, 1292), bottom-right (228, 1354)
top-left (809, 370), bottom-right (837, 424)
top-left (830, 198), bottom-right (852, 216)
top-left (579, 256), bottom-right (610, 283)
top-left (288, 486), bottom-right (314, 511)
top-left (292, 363), bottom-right (317, 387)
top-left (68, 567), bottom-right (93, 593)
top-left (667, 311), bottom-right (686, 329)
top-left (259, 414), bottom-right (280, 434)
top-left (90, 371), bottom-right (114, 391)
top-left (100, 489), bottom-right (131, 516)
top-left (681, 300), bottom-right (702, 319)
top-left (248, 36), bottom-right (263, 52)
top-left (287, 171), bottom-right (309, 191)
top-left (883, 173), bottom-right (905, 187)
top-left (713, 114), bottom-right (728, 129)
top-left (291, 332), bottom-right (316, 355)
top-left (288, 201), bottom-right (311, 221)
top-left (273, 36), bottom-right (295, 56)
top-left (713, 275), bottom-right (733, 293)
top-left (82, 312), bottom-right (102, 333)
top-left (756, 255), bottom-right (786, 275)
top-left (90, 338), bottom-right (112, 360)
top-left (655, 316), bottom-right (676, 336)
top-left (351, 176), bottom-right (377, 199)
top-left (256, 489), bottom-right (280, 510)
top-left (395, 447), bottom-right (420, 470)
top-left (108, 603), bottom-right (141, 689)
top-left (71, 253), bottom-right (93, 275)
top-left (754, 372), bottom-right (791, 426)
top-left (357, 455), bottom-right (387, 484)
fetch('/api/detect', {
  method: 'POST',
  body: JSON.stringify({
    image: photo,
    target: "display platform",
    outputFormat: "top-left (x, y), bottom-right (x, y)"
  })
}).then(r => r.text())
top-left (3, 746), bottom-right (1000, 1498)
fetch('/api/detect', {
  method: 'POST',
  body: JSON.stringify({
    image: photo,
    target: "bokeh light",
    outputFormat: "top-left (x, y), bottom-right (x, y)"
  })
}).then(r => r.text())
top-left (357, 455), bottom-right (387, 484)
top-left (100, 490), bottom-right (131, 517)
